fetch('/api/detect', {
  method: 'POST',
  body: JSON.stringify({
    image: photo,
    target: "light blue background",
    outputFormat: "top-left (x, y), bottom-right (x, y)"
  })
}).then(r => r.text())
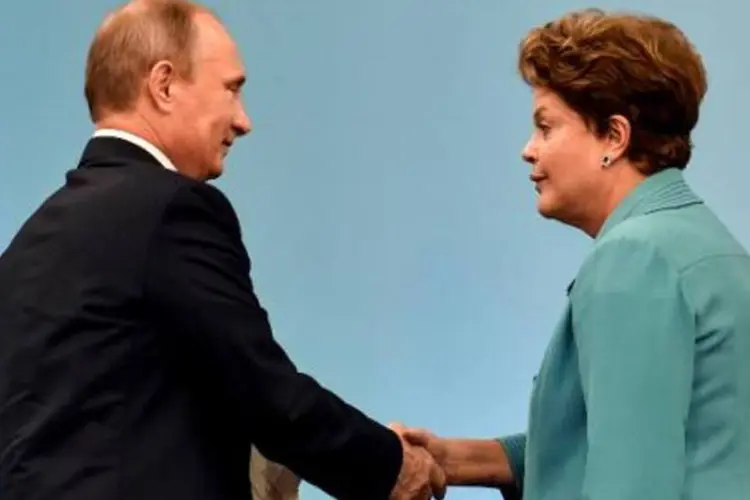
top-left (1, 2), bottom-right (746, 499)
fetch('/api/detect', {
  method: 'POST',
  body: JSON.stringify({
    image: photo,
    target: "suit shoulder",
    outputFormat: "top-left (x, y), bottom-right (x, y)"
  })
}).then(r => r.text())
top-left (166, 180), bottom-right (237, 215)
top-left (68, 164), bottom-right (237, 226)
top-left (161, 181), bottom-right (239, 225)
top-left (152, 180), bottom-right (244, 246)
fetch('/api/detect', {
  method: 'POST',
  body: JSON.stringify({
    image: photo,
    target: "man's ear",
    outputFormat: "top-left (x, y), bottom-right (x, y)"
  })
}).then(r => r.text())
top-left (147, 60), bottom-right (176, 112)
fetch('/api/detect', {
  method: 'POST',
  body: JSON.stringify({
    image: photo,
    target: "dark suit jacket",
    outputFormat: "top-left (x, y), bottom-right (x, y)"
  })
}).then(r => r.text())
top-left (0, 137), bottom-right (402, 500)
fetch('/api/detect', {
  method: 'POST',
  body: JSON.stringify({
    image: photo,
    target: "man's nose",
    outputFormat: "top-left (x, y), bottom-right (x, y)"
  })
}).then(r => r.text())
top-left (234, 108), bottom-right (252, 137)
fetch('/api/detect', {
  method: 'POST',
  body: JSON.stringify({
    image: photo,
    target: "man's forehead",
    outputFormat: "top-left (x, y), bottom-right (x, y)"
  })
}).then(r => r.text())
top-left (193, 15), bottom-right (245, 73)
top-left (197, 51), bottom-right (246, 77)
top-left (194, 12), bottom-right (237, 53)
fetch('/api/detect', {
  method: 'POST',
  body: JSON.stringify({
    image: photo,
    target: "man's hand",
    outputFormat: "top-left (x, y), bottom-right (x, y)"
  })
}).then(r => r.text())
top-left (390, 423), bottom-right (449, 475)
top-left (249, 446), bottom-right (301, 500)
top-left (388, 427), bottom-right (446, 500)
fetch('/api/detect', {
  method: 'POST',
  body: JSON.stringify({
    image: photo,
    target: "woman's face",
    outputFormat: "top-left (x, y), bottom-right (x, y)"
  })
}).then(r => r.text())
top-left (521, 87), bottom-right (613, 234)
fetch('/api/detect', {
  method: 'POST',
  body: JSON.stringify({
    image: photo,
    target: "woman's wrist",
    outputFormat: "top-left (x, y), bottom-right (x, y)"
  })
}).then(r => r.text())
top-left (442, 439), bottom-right (512, 488)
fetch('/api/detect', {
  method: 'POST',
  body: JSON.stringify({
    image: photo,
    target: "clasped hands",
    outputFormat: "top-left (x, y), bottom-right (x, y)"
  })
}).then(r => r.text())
top-left (388, 422), bottom-right (448, 500)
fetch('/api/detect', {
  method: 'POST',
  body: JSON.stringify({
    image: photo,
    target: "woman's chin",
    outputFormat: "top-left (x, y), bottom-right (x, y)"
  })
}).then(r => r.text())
top-left (536, 192), bottom-right (559, 219)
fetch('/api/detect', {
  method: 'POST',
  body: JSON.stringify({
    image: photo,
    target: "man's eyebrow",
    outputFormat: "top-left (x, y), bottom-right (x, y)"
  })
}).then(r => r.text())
top-left (533, 107), bottom-right (547, 123)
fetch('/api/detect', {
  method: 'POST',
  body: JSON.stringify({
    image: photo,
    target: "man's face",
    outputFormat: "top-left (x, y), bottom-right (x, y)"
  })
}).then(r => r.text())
top-left (168, 13), bottom-right (251, 180)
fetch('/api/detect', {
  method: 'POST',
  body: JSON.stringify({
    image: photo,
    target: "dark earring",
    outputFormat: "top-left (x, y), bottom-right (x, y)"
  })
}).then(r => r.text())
top-left (601, 155), bottom-right (612, 168)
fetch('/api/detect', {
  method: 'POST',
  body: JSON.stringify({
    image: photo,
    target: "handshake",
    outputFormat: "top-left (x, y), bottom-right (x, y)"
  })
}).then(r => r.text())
top-left (250, 423), bottom-right (450, 500)
top-left (388, 423), bottom-right (448, 500)
top-left (251, 422), bottom-right (509, 500)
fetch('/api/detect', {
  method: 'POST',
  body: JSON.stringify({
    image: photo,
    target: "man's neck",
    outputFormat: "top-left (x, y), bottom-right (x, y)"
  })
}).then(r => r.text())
top-left (95, 113), bottom-right (165, 151)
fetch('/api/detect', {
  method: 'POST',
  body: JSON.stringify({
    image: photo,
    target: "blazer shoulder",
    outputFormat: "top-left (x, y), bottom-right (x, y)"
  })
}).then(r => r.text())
top-left (600, 205), bottom-right (748, 272)
top-left (577, 234), bottom-right (676, 292)
top-left (598, 209), bottom-right (681, 247)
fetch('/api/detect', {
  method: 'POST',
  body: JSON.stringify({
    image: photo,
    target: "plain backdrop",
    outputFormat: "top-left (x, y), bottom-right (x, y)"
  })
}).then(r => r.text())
top-left (1, 1), bottom-right (747, 498)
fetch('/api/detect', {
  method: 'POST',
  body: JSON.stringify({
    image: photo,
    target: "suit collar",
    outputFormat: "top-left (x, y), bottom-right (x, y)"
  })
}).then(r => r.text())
top-left (78, 132), bottom-right (178, 173)
top-left (596, 167), bottom-right (702, 241)
top-left (92, 129), bottom-right (178, 172)
top-left (78, 136), bottom-right (161, 169)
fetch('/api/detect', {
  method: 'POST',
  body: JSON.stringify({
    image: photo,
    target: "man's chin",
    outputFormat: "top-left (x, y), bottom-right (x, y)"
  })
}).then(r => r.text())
top-left (205, 163), bottom-right (224, 181)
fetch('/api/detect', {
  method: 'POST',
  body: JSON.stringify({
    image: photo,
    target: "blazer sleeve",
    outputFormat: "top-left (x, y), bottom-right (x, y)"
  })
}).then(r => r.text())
top-left (571, 237), bottom-right (693, 500)
top-left (497, 433), bottom-right (525, 500)
top-left (144, 183), bottom-right (402, 500)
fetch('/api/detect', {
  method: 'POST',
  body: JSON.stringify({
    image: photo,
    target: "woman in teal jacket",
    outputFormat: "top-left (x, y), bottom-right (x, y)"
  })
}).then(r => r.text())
top-left (394, 8), bottom-right (750, 500)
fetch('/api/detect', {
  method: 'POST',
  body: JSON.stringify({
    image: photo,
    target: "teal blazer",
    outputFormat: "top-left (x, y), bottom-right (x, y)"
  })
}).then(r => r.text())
top-left (500, 168), bottom-right (750, 499)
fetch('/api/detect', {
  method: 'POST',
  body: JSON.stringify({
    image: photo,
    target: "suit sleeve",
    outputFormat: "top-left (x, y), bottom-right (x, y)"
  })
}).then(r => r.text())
top-left (571, 238), bottom-right (693, 500)
top-left (144, 183), bottom-right (402, 500)
top-left (497, 433), bottom-right (525, 500)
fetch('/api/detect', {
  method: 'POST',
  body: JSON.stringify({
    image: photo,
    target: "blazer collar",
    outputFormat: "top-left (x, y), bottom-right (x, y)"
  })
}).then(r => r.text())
top-left (596, 167), bottom-right (703, 241)
top-left (566, 168), bottom-right (702, 296)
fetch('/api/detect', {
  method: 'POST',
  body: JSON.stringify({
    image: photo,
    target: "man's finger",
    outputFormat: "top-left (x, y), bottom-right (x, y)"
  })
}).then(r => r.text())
top-left (401, 428), bottom-right (431, 446)
top-left (429, 460), bottom-right (447, 500)
top-left (388, 421), bottom-right (407, 433)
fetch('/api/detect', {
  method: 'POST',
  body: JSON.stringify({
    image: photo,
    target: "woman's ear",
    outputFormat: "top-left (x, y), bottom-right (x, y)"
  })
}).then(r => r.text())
top-left (605, 114), bottom-right (632, 161)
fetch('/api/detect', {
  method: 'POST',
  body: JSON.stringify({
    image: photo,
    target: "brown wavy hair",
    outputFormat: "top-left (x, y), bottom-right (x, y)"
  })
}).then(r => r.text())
top-left (518, 9), bottom-right (708, 173)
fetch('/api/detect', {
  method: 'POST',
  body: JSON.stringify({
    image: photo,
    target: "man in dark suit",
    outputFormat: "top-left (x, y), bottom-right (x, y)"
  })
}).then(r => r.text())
top-left (0, 1), bottom-right (445, 499)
